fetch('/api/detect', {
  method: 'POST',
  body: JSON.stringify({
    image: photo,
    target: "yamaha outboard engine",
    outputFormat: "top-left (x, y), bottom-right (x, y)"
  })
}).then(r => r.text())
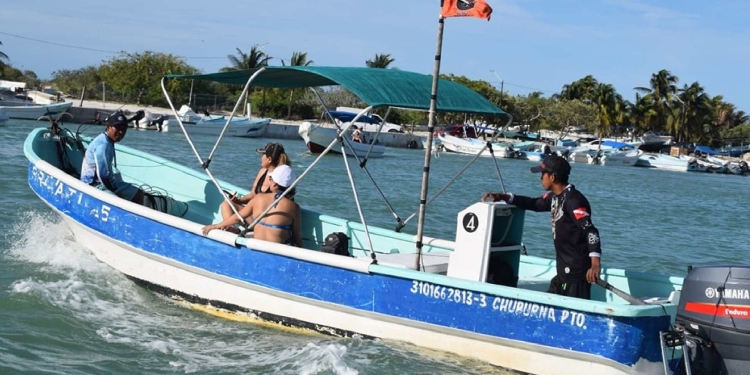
top-left (672, 266), bottom-right (750, 374)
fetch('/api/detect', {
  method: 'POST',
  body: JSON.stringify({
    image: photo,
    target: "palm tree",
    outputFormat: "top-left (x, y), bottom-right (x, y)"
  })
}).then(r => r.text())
top-left (676, 82), bottom-right (711, 142)
top-left (0, 41), bottom-right (9, 77)
top-left (712, 96), bottom-right (748, 130)
top-left (281, 52), bottom-right (314, 119)
top-left (634, 69), bottom-right (678, 134)
top-left (591, 83), bottom-right (621, 141)
top-left (222, 46), bottom-right (271, 71)
top-left (365, 53), bottom-right (395, 68)
top-left (628, 93), bottom-right (657, 136)
top-left (221, 45), bottom-right (272, 115)
top-left (558, 75), bottom-right (598, 101)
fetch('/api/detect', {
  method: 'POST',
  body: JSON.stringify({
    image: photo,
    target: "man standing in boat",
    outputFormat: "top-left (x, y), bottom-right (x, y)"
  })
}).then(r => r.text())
top-left (481, 155), bottom-right (602, 300)
top-left (80, 110), bottom-right (146, 204)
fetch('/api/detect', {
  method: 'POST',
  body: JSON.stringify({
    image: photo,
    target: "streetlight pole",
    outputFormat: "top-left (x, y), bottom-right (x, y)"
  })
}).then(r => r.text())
top-left (490, 70), bottom-right (504, 107)
top-left (673, 95), bottom-right (685, 142)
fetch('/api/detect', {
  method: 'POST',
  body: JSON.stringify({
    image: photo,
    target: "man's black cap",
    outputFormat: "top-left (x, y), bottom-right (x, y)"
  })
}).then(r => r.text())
top-left (530, 154), bottom-right (571, 176)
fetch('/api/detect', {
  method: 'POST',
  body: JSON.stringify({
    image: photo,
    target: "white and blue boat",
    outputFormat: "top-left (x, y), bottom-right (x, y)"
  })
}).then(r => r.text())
top-left (439, 133), bottom-right (521, 158)
top-left (175, 104), bottom-right (270, 137)
top-left (25, 66), bottom-right (691, 375)
top-left (635, 153), bottom-right (707, 172)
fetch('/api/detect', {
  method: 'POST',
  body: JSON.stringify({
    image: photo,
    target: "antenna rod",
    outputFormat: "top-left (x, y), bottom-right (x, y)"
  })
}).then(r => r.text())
top-left (414, 13), bottom-right (446, 271)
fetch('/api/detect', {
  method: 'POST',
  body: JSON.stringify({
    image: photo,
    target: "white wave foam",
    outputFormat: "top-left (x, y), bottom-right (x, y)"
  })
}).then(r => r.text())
top-left (295, 342), bottom-right (358, 375)
top-left (3, 210), bottom-right (510, 374)
top-left (5, 211), bottom-right (109, 274)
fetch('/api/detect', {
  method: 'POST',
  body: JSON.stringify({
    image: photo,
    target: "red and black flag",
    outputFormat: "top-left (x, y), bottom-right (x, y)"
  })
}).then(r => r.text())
top-left (441, 0), bottom-right (493, 21)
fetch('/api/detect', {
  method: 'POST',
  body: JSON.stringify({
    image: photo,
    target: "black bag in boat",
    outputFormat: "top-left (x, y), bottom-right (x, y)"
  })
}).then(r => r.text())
top-left (320, 232), bottom-right (351, 257)
top-left (487, 256), bottom-right (518, 287)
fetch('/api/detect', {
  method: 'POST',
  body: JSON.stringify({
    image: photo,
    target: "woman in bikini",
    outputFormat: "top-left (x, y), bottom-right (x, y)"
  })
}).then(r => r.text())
top-left (219, 142), bottom-right (291, 228)
top-left (204, 165), bottom-right (302, 247)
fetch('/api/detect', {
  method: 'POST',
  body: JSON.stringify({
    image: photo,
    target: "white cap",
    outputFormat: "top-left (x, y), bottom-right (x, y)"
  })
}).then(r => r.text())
top-left (270, 165), bottom-right (294, 188)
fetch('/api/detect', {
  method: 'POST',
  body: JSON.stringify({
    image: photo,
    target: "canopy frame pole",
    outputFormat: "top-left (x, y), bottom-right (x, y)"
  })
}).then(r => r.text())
top-left (205, 68), bottom-right (266, 165)
top-left (339, 139), bottom-right (377, 262)
top-left (362, 107), bottom-right (392, 163)
top-left (246, 94), bottom-right (378, 256)
top-left (311, 90), bottom-right (405, 230)
top-left (160, 70), bottom-right (266, 226)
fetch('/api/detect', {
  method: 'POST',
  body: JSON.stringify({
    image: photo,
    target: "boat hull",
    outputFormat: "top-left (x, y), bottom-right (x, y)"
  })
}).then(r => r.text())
top-left (440, 134), bottom-right (518, 158)
top-left (0, 101), bottom-right (73, 120)
top-left (25, 128), bottom-right (679, 375)
top-left (299, 121), bottom-right (385, 158)
top-left (176, 118), bottom-right (269, 137)
top-left (519, 150), bottom-right (545, 162)
top-left (600, 150), bottom-right (642, 167)
top-left (636, 154), bottom-right (707, 172)
top-left (136, 112), bottom-right (170, 132)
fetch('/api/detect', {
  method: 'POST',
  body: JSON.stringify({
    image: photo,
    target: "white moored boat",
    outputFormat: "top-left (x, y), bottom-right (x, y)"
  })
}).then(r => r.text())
top-left (635, 153), bottom-right (707, 172)
top-left (136, 111), bottom-right (170, 132)
top-left (439, 133), bottom-right (520, 158)
top-left (0, 101), bottom-right (73, 120)
top-left (298, 121), bottom-right (386, 158)
top-left (599, 149), bottom-right (643, 166)
top-left (175, 105), bottom-right (270, 137)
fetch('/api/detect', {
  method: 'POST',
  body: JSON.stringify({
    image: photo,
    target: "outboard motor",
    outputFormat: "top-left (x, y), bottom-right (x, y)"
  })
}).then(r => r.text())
top-left (667, 266), bottom-right (750, 374)
top-left (739, 161), bottom-right (749, 175)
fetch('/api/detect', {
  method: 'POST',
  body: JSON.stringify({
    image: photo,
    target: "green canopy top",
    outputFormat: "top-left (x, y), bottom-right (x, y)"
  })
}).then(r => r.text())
top-left (166, 66), bottom-right (506, 116)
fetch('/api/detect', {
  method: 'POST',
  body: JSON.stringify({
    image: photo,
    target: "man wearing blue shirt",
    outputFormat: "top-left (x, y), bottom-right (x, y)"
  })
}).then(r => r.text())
top-left (80, 111), bottom-right (145, 204)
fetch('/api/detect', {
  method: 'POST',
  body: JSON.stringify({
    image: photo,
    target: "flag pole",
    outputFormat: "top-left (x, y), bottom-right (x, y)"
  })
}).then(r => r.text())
top-left (414, 5), bottom-right (446, 270)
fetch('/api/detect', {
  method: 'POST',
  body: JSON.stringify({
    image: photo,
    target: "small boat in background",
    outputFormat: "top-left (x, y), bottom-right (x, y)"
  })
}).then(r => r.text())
top-left (636, 153), bottom-right (707, 172)
top-left (589, 141), bottom-right (641, 166)
top-left (175, 105), bottom-right (270, 137)
top-left (439, 133), bottom-right (521, 158)
top-left (639, 131), bottom-right (673, 152)
top-left (519, 144), bottom-right (555, 162)
top-left (136, 111), bottom-right (170, 132)
top-left (599, 149), bottom-right (643, 167)
top-left (1, 80), bottom-right (73, 120)
top-left (0, 101), bottom-right (73, 120)
top-left (299, 121), bottom-right (386, 158)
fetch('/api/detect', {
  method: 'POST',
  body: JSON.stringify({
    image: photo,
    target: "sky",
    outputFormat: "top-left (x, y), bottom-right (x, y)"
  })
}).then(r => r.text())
top-left (1, 0), bottom-right (748, 109)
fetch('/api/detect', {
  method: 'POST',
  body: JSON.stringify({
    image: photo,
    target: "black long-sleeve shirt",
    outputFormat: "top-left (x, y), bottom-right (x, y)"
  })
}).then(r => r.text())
top-left (510, 185), bottom-right (602, 282)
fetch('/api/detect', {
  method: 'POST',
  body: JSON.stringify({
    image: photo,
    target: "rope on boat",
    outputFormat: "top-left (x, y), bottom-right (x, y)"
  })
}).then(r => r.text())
top-left (136, 183), bottom-right (190, 217)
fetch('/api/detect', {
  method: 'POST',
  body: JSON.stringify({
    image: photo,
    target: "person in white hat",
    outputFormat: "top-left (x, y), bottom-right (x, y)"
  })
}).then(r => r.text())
top-left (220, 142), bottom-right (292, 226)
top-left (203, 165), bottom-right (301, 247)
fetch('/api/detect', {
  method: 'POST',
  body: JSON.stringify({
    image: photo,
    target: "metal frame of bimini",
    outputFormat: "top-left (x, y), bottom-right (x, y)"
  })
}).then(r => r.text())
top-left (160, 66), bottom-right (511, 268)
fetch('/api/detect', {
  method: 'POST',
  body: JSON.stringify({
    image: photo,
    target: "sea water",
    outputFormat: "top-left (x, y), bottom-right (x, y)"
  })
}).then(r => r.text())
top-left (2, 119), bottom-right (748, 374)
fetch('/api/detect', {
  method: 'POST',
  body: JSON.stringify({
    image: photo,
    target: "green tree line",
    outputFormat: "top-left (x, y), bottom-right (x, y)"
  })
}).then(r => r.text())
top-left (3, 41), bottom-right (747, 145)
